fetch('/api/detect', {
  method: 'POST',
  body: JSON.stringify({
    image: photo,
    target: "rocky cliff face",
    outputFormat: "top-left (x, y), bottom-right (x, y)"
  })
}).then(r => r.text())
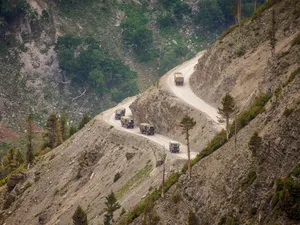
top-left (130, 1), bottom-right (300, 224)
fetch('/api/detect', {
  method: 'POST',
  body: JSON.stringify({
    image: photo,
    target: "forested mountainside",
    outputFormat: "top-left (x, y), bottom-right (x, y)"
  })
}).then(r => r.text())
top-left (0, 0), bottom-right (264, 156)
top-left (124, 0), bottom-right (300, 224)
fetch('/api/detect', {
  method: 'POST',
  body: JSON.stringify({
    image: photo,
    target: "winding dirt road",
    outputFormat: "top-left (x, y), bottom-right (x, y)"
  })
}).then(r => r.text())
top-left (100, 52), bottom-right (220, 160)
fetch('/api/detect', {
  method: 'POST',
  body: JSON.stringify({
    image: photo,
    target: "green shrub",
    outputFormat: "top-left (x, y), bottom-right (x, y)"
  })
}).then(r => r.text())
top-left (291, 34), bottom-right (300, 47)
top-left (285, 67), bottom-right (300, 86)
top-left (248, 132), bottom-right (262, 156)
top-left (218, 215), bottom-right (239, 225)
top-left (240, 170), bottom-right (257, 190)
top-left (272, 176), bottom-right (300, 220)
top-left (229, 94), bottom-right (271, 137)
top-left (291, 164), bottom-right (300, 178)
top-left (236, 46), bottom-right (246, 57)
top-left (251, 0), bottom-right (281, 21)
top-left (171, 190), bottom-right (181, 204)
top-left (0, 177), bottom-right (8, 187)
top-left (114, 172), bottom-right (121, 183)
top-left (274, 86), bottom-right (282, 99)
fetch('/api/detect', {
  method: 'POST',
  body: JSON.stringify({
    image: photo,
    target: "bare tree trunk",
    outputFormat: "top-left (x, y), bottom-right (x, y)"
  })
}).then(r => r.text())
top-left (226, 116), bottom-right (229, 140)
top-left (187, 130), bottom-right (191, 179)
top-left (254, 0), bottom-right (257, 11)
top-left (161, 154), bottom-right (166, 198)
top-left (234, 116), bottom-right (237, 152)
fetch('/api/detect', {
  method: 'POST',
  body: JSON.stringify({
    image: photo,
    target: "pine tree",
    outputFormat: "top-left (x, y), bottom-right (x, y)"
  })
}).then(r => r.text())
top-left (78, 114), bottom-right (91, 130)
top-left (69, 125), bottom-right (77, 136)
top-left (60, 113), bottom-right (69, 141)
top-left (218, 93), bottom-right (236, 140)
top-left (45, 113), bottom-right (63, 149)
top-left (187, 210), bottom-right (199, 225)
top-left (248, 132), bottom-right (262, 156)
top-left (104, 191), bottom-right (121, 225)
top-left (26, 114), bottom-right (35, 165)
top-left (180, 115), bottom-right (196, 179)
top-left (72, 206), bottom-right (88, 225)
top-left (15, 149), bottom-right (24, 165)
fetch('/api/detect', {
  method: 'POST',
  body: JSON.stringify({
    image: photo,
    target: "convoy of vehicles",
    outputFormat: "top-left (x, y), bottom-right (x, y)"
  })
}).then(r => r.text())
top-left (174, 72), bottom-right (184, 85)
top-left (139, 123), bottom-right (155, 135)
top-left (120, 116), bottom-right (134, 128)
top-left (115, 108), bottom-right (126, 120)
top-left (114, 71), bottom-right (185, 150)
top-left (169, 142), bottom-right (180, 153)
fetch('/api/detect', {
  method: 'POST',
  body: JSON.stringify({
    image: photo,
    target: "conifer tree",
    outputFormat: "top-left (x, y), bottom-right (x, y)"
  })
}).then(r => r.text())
top-left (78, 114), bottom-right (91, 130)
top-left (45, 113), bottom-right (63, 149)
top-left (180, 115), bottom-right (196, 179)
top-left (72, 206), bottom-right (88, 225)
top-left (15, 149), bottom-right (24, 165)
top-left (218, 93), bottom-right (236, 140)
top-left (248, 132), bottom-right (263, 156)
top-left (69, 125), bottom-right (77, 136)
top-left (26, 114), bottom-right (35, 165)
top-left (104, 191), bottom-right (121, 225)
top-left (60, 113), bottom-right (69, 141)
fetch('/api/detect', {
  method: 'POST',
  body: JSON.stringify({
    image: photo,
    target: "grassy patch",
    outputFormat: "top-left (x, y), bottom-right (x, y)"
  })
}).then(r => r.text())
top-left (116, 164), bottom-right (152, 200)
top-left (229, 94), bottom-right (271, 136)
top-left (239, 170), bottom-right (257, 191)
top-left (251, 0), bottom-right (281, 21)
top-left (284, 67), bottom-right (300, 86)
top-left (272, 174), bottom-right (300, 220)
top-left (218, 24), bottom-right (238, 41)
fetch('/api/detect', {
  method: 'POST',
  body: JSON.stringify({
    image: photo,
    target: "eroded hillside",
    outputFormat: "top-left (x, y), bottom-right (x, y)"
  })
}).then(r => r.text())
top-left (128, 0), bottom-right (300, 224)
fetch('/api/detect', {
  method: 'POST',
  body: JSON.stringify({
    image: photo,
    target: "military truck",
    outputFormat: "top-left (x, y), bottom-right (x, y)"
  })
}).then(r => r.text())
top-left (174, 72), bottom-right (184, 86)
top-left (139, 123), bottom-right (155, 135)
top-left (121, 116), bottom-right (134, 128)
top-left (115, 108), bottom-right (126, 120)
top-left (169, 142), bottom-right (180, 153)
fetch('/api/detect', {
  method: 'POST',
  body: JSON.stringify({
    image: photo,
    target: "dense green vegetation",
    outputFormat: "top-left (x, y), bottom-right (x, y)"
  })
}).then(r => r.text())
top-left (272, 164), bottom-right (300, 220)
top-left (57, 35), bottom-right (138, 102)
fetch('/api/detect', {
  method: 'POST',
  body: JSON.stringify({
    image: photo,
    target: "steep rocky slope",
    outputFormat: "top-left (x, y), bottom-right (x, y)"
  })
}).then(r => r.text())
top-left (191, 0), bottom-right (300, 109)
top-left (129, 1), bottom-right (300, 224)
top-left (0, 112), bottom-right (186, 225)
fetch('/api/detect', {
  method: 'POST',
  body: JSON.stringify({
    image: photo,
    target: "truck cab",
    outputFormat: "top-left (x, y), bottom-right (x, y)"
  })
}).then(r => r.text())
top-left (115, 108), bottom-right (126, 120)
top-left (139, 123), bottom-right (155, 135)
top-left (174, 72), bottom-right (184, 86)
top-left (121, 116), bottom-right (134, 128)
top-left (169, 142), bottom-right (180, 153)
